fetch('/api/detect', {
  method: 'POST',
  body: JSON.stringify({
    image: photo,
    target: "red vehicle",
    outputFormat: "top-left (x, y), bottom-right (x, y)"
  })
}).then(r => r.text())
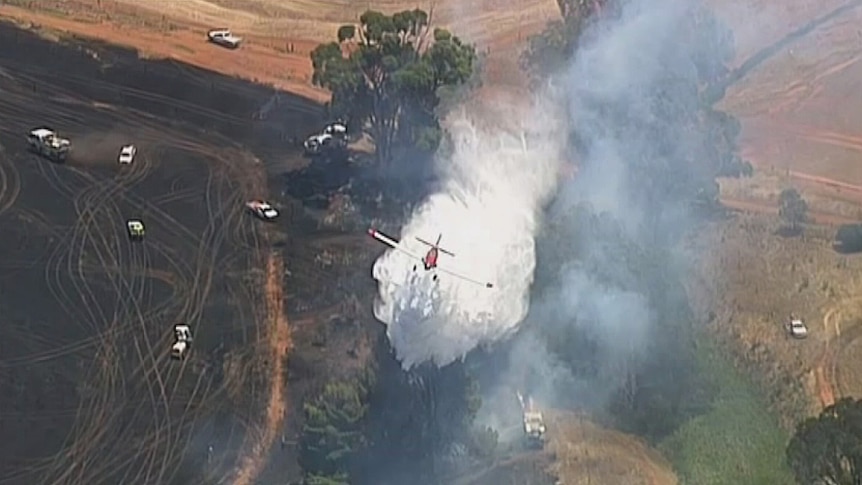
top-left (367, 228), bottom-right (493, 288)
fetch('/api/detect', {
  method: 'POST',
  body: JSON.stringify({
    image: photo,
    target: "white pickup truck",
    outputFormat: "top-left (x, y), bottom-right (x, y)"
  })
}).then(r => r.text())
top-left (523, 411), bottom-right (547, 448)
top-left (207, 29), bottom-right (242, 49)
top-left (786, 316), bottom-right (808, 339)
top-left (303, 122), bottom-right (348, 156)
top-left (27, 127), bottom-right (70, 162)
top-left (171, 323), bottom-right (193, 360)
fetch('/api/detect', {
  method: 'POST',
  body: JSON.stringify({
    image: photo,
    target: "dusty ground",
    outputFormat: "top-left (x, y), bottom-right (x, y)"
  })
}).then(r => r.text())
top-left (453, 410), bottom-right (677, 485)
top-left (0, 0), bottom-right (557, 103)
top-left (712, 0), bottom-right (862, 212)
top-left (0, 24), bottom-right (262, 484)
top-left (690, 0), bottom-right (862, 424)
top-left (546, 411), bottom-right (678, 485)
top-left (0, 20), bottom-right (334, 484)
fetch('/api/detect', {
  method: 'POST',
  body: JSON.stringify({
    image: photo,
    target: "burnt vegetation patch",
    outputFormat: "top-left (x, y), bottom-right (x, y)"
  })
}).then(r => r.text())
top-left (0, 21), bottom-right (325, 161)
top-left (0, 20), bottom-right (307, 485)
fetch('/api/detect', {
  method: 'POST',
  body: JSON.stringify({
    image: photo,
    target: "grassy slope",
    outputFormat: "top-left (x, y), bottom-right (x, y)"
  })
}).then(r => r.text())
top-left (659, 340), bottom-right (795, 485)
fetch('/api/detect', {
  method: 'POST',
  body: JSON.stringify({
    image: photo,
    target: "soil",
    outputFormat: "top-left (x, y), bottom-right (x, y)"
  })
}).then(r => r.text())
top-left (686, 0), bottom-right (862, 422)
top-left (545, 411), bottom-right (678, 485)
top-left (0, 20), bottom-right (337, 484)
top-left (0, 0), bottom-right (559, 103)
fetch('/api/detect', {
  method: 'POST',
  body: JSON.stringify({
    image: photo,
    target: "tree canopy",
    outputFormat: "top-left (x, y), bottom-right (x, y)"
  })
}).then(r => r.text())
top-left (521, 0), bottom-right (620, 78)
top-left (299, 378), bottom-right (371, 483)
top-left (835, 224), bottom-right (862, 253)
top-left (296, 340), bottom-right (489, 485)
top-left (310, 9), bottom-right (477, 165)
top-left (779, 188), bottom-right (808, 232)
top-left (787, 397), bottom-right (862, 485)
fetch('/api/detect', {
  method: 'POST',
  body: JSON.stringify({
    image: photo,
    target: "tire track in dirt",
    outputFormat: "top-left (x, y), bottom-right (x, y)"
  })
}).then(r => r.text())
top-left (37, 154), bottom-right (147, 485)
top-left (766, 121), bottom-right (862, 166)
top-left (834, 324), bottom-right (862, 398)
top-left (105, 151), bottom-right (248, 485)
top-left (816, 308), bottom-right (840, 408)
top-left (34, 136), bottom-right (199, 485)
top-left (719, 196), bottom-right (858, 225)
top-left (2, 121), bottom-right (228, 485)
top-left (0, 39), bottom-right (287, 484)
top-left (707, 0), bottom-right (862, 104)
top-left (815, 295), bottom-right (862, 409)
top-left (0, 148), bottom-right (21, 216)
top-left (228, 152), bottom-right (292, 485)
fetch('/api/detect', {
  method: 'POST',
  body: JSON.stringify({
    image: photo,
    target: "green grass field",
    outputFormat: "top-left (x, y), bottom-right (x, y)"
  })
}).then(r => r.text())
top-left (659, 340), bottom-right (796, 485)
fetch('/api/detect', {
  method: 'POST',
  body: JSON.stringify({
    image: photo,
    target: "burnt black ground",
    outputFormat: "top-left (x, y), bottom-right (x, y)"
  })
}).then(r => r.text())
top-left (0, 22), bottom-right (323, 485)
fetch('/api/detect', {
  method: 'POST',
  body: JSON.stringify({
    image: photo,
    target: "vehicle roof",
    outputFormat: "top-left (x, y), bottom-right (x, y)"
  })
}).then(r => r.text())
top-left (30, 128), bottom-right (54, 137)
top-left (127, 220), bottom-right (144, 226)
top-left (209, 30), bottom-right (240, 37)
top-left (175, 323), bottom-right (190, 329)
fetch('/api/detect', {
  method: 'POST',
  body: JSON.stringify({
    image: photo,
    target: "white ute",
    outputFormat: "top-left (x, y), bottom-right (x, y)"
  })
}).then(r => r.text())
top-left (118, 145), bottom-right (137, 164)
top-left (172, 324), bottom-right (193, 360)
top-left (207, 29), bottom-right (242, 49)
top-left (304, 122), bottom-right (348, 156)
top-left (517, 391), bottom-right (546, 449)
top-left (28, 127), bottom-right (70, 162)
top-left (523, 411), bottom-right (547, 447)
top-left (786, 315), bottom-right (808, 339)
top-left (246, 200), bottom-right (279, 220)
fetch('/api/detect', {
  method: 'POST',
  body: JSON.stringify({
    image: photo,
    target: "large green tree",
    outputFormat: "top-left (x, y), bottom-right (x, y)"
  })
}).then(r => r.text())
top-left (779, 187), bottom-right (808, 233)
top-left (787, 397), bottom-right (862, 485)
top-left (521, 0), bottom-right (620, 79)
top-left (310, 9), bottom-right (477, 164)
top-left (299, 378), bottom-right (372, 483)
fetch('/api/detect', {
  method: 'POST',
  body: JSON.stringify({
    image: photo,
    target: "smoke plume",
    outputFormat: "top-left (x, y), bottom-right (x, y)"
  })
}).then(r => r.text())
top-left (476, 0), bottom-right (736, 424)
top-left (371, 98), bottom-right (564, 369)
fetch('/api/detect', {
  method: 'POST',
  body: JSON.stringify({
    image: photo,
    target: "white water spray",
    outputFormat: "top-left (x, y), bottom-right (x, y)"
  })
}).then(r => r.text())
top-left (372, 97), bottom-right (565, 369)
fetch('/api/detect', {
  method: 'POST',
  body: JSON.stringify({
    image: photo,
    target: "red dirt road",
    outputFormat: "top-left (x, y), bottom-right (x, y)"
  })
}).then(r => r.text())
top-left (232, 253), bottom-right (292, 485)
top-left (0, 4), bottom-right (328, 102)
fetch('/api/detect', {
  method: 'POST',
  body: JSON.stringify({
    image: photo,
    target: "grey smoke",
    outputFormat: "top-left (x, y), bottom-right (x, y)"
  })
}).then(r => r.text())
top-left (482, 0), bottom-right (723, 418)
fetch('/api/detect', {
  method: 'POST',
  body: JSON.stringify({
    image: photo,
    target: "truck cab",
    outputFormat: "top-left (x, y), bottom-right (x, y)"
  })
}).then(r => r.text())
top-left (523, 411), bottom-right (546, 448)
top-left (172, 324), bottom-right (193, 359)
top-left (304, 122), bottom-right (348, 156)
top-left (28, 127), bottom-right (70, 162)
top-left (207, 29), bottom-right (242, 49)
top-left (786, 316), bottom-right (808, 339)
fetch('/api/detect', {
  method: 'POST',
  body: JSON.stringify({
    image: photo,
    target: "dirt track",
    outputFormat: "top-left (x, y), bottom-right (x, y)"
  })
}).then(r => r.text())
top-left (0, 22), bottom-right (319, 485)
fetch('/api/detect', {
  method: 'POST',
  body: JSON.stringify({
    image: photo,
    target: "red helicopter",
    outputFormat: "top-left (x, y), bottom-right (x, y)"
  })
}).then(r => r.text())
top-left (367, 228), bottom-right (494, 288)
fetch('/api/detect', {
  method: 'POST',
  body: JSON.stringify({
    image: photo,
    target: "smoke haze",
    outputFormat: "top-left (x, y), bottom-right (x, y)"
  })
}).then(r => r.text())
top-left (371, 98), bottom-right (565, 369)
top-left (474, 0), bottom-right (737, 426)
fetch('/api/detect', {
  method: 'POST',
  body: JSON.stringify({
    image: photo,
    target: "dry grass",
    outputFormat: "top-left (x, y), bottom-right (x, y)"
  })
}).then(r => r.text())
top-left (720, 170), bottom-right (862, 222)
top-left (691, 0), bottom-right (862, 430)
top-left (546, 410), bottom-right (678, 485)
top-left (689, 210), bottom-right (862, 419)
top-left (105, 0), bottom-right (559, 46)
